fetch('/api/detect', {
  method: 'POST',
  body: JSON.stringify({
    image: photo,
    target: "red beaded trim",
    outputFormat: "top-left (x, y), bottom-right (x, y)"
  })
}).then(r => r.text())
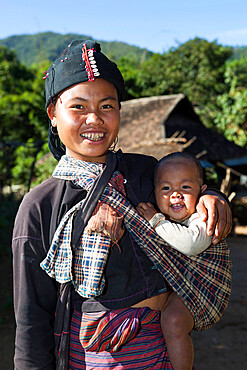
top-left (82, 43), bottom-right (100, 81)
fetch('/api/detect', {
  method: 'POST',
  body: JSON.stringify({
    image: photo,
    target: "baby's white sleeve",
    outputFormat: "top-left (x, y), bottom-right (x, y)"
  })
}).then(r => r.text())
top-left (149, 213), bottom-right (212, 256)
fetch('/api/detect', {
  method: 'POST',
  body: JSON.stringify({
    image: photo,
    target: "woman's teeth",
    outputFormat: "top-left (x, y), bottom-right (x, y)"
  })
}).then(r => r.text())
top-left (81, 132), bottom-right (104, 141)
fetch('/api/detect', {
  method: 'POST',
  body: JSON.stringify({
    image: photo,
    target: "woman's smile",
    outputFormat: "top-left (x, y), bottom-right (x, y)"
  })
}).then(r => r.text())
top-left (80, 132), bottom-right (105, 141)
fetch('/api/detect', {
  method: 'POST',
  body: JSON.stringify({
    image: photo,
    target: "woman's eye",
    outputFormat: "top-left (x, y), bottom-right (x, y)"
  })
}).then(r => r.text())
top-left (101, 104), bottom-right (112, 109)
top-left (71, 104), bottom-right (85, 110)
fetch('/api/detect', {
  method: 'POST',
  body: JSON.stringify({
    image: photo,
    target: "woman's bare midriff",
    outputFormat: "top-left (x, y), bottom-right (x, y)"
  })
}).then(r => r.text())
top-left (131, 291), bottom-right (171, 311)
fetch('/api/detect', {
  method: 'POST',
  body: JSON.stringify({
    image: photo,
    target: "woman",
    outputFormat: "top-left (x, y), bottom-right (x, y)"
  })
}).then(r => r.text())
top-left (12, 40), bottom-right (232, 369)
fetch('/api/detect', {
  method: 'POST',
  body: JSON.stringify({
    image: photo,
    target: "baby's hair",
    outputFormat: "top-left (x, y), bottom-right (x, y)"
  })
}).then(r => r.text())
top-left (154, 152), bottom-right (204, 185)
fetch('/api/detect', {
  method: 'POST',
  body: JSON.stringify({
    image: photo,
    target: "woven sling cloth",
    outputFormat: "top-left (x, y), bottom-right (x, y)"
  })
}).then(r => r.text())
top-left (100, 185), bottom-right (232, 331)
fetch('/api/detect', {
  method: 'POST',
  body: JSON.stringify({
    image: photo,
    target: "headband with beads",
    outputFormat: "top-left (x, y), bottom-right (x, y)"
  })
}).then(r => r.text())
top-left (82, 43), bottom-right (100, 81)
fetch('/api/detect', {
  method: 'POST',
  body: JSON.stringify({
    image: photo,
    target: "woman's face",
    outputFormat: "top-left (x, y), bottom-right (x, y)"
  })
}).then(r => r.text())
top-left (47, 78), bottom-right (120, 163)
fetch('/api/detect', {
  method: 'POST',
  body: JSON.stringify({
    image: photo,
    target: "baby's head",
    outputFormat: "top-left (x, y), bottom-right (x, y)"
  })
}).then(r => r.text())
top-left (154, 152), bottom-right (207, 222)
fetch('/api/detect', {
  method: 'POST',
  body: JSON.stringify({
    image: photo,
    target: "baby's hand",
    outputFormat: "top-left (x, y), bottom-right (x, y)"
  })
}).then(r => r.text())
top-left (137, 202), bottom-right (158, 221)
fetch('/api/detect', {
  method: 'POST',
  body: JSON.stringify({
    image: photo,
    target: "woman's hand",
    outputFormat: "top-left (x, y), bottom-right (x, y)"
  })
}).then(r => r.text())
top-left (196, 191), bottom-right (232, 244)
top-left (137, 202), bottom-right (158, 221)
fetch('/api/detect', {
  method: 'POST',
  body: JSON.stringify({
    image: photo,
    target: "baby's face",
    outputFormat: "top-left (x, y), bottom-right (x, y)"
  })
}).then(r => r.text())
top-left (155, 159), bottom-right (206, 222)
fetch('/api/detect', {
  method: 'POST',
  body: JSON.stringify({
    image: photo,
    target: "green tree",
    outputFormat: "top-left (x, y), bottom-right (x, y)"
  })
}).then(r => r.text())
top-left (117, 55), bottom-right (143, 99)
top-left (10, 61), bottom-right (53, 189)
top-left (12, 141), bottom-right (57, 189)
top-left (0, 46), bottom-right (49, 188)
top-left (212, 58), bottom-right (247, 147)
top-left (224, 57), bottom-right (247, 87)
top-left (137, 38), bottom-right (233, 126)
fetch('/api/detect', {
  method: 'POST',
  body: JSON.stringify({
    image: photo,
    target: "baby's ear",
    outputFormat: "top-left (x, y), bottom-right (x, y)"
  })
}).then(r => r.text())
top-left (201, 184), bottom-right (207, 193)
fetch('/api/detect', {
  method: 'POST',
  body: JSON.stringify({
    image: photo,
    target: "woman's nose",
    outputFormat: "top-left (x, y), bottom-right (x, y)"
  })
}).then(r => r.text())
top-left (85, 112), bottom-right (103, 125)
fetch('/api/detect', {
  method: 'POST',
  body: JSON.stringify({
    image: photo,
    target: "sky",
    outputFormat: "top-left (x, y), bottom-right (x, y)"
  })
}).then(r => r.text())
top-left (1, 0), bottom-right (247, 53)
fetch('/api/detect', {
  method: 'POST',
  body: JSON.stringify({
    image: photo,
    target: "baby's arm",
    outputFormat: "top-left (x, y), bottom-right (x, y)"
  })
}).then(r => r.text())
top-left (137, 203), bottom-right (212, 256)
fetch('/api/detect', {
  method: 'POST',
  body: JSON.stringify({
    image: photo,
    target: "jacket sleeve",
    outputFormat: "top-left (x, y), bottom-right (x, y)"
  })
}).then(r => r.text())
top-left (12, 192), bottom-right (58, 369)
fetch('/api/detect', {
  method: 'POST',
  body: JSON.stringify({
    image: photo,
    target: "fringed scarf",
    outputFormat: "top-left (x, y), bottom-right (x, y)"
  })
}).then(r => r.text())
top-left (40, 155), bottom-right (125, 298)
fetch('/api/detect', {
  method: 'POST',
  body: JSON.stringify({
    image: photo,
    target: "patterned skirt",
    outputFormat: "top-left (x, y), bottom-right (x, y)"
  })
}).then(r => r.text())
top-left (69, 307), bottom-right (172, 369)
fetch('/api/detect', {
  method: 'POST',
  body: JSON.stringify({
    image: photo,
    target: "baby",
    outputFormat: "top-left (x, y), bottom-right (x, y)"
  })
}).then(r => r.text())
top-left (137, 152), bottom-right (212, 370)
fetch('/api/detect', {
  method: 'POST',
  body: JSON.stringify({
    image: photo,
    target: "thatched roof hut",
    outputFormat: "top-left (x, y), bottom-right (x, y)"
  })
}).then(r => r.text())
top-left (117, 94), bottom-right (247, 174)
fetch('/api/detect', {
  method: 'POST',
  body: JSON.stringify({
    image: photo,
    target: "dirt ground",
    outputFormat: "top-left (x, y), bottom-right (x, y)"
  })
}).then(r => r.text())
top-left (0, 231), bottom-right (246, 369)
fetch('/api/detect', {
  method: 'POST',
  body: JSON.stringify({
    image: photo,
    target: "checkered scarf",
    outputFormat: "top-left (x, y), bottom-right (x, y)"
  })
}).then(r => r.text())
top-left (100, 186), bottom-right (232, 331)
top-left (40, 155), bottom-right (125, 298)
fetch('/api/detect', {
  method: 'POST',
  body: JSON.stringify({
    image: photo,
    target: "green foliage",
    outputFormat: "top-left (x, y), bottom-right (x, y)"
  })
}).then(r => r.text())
top-left (212, 59), bottom-right (247, 147)
top-left (225, 57), bottom-right (247, 87)
top-left (117, 55), bottom-right (143, 99)
top-left (0, 46), bottom-right (48, 187)
top-left (31, 143), bottom-right (57, 188)
top-left (0, 46), bottom-right (33, 93)
top-left (230, 46), bottom-right (247, 61)
top-left (137, 38), bottom-right (233, 126)
top-left (11, 138), bottom-right (43, 186)
top-left (12, 141), bottom-right (57, 189)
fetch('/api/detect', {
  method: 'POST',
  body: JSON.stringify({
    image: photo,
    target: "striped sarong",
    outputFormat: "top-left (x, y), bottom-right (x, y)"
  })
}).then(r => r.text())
top-left (69, 308), bottom-right (172, 369)
top-left (100, 185), bottom-right (232, 331)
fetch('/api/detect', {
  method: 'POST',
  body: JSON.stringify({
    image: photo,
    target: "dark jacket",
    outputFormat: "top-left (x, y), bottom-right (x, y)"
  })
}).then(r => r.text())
top-left (12, 152), bottom-right (168, 370)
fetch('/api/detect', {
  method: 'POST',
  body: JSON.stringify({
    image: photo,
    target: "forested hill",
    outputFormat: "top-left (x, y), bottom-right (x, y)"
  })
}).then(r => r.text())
top-left (0, 32), bottom-right (153, 66)
top-left (0, 31), bottom-right (247, 67)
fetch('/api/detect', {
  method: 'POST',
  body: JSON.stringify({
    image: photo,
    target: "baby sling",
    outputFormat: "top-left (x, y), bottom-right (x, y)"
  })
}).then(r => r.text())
top-left (48, 150), bottom-right (231, 369)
